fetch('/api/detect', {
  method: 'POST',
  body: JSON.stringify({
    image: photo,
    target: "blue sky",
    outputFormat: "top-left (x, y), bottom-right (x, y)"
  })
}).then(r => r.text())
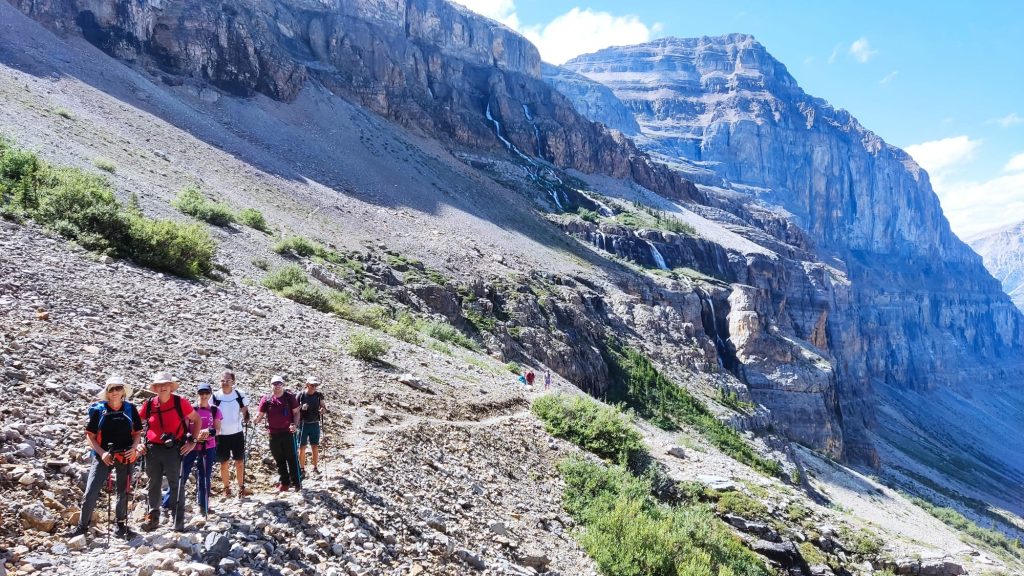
top-left (454, 0), bottom-right (1024, 238)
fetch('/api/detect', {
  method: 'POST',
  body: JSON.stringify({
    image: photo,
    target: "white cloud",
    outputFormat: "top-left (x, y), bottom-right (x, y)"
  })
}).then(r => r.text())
top-left (879, 70), bottom-right (899, 85)
top-left (452, 1), bottom-right (657, 65)
top-left (1005, 152), bottom-right (1024, 173)
top-left (828, 44), bottom-right (840, 65)
top-left (935, 172), bottom-right (1024, 238)
top-left (849, 37), bottom-right (877, 63)
top-left (905, 135), bottom-right (980, 190)
top-left (450, 0), bottom-right (520, 28)
top-left (994, 113), bottom-right (1024, 128)
top-left (520, 8), bottom-right (656, 64)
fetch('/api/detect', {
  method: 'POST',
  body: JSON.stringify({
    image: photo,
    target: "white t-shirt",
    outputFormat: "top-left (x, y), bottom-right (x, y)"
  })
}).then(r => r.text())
top-left (213, 389), bottom-right (250, 435)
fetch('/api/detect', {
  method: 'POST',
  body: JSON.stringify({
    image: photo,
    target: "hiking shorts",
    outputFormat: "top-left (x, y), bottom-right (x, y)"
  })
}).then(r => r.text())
top-left (216, 432), bottom-right (245, 462)
top-left (299, 422), bottom-right (321, 446)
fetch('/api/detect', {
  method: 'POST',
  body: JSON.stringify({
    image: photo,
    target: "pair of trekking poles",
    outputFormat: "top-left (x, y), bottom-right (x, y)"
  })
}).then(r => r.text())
top-left (245, 419), bottom-right (304, 488)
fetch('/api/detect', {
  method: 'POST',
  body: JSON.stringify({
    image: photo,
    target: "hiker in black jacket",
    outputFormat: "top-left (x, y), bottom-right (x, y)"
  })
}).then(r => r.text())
top-left (67, 376), bottom-right (143, 540)
top-left (298, 377), bottom-right (326, 475)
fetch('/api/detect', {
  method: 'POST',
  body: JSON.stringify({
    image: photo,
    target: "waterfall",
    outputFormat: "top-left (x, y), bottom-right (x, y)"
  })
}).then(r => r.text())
top-left (646, 241), bottom-right (669, 270)
top-left (485, 103), bottom-right (513, 150)
top-left (522, 104), bottom-right (533, 121)
top-left (549, 188), bottom-right (564, 210)
top-left (697, 289), bottom-right (727, 370)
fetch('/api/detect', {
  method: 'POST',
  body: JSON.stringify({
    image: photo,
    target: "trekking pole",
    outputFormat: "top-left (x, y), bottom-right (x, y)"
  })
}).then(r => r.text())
top-left (292, 429), bottom-right (303, 487)
top-left (199, 448), bottom-right (208, 516)
top-left (243, 419), bottom-right (252, 491)
top-left (105, 472), bottom-right (113, 545)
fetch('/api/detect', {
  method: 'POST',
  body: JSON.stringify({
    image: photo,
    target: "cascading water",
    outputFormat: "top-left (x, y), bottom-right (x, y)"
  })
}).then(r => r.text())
top-left (696, 289), bottom-right (727, 370)
top-left (485, 103), bottom-right (513, 150)
top-left (646, 240), bottom-right (669, 270)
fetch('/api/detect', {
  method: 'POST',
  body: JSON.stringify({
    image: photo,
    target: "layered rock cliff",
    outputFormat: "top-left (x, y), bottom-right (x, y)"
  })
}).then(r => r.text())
top-left (968, 221), bottom-right (1024, 311)
top-left (561, 35), bottom-right (1024, 478)
top-left (9, 0), bottom-right (699, 203)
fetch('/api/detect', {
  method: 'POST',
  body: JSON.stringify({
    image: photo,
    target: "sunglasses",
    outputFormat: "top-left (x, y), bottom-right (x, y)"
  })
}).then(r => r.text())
top-left (198, 391), bottom-right (212, 395)
top-left (107, 385), bottom-right (124, 392)
top-left (272, 382), bottom-right (284, 386)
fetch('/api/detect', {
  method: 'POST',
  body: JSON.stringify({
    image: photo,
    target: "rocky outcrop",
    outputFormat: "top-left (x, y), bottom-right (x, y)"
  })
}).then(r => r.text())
top-left (8, 0), bottom-right (700, 204)
top-left (561, 34), bottom-right (1024, 466)
top-left (540, 62), bottom-right (640, 135)
top-left (967, 220), bottom-right (1024, 311)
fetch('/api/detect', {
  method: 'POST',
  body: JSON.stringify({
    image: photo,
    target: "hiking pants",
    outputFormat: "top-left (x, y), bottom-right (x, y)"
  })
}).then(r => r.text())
top-left (146, 444), bottom-right (185, 523)
top-left (78, 458), bottom-right (133, 528)
top-left (269, 432), bottom-right (301, 488)
top-left (180, 447), bottom-right (216, 513)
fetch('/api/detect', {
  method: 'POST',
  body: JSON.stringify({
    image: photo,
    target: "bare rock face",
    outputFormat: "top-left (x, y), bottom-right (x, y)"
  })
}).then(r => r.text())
top-left (540, 62), bottom-right (640, 136)
top-left (562, 35), bottom-right (1024, 468)
top-left (9, 0), bottom-right (699, 204)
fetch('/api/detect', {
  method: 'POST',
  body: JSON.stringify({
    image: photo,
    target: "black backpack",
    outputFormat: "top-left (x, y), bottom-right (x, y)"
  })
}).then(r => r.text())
top-left (213, 390), bottom-right (245, 411)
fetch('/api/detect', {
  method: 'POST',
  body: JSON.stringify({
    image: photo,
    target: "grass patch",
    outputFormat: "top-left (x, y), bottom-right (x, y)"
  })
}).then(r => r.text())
top-left (54, 108), bottom-right (73, 119)
top-left (273, 235), bottom-right (341, 262)
top-left (798, 542), bottom-right (827, 566)
top-left (909, 496), bottom-right (1022, 559)
top-left (93, 158), bottom-right (116, 173)
top-left (386, 313), bottom-right (422, 344)
top-left (576, 207), bottom-right (600, 223)
top-left (172, 185), bottom-right (235, 227)
top-left (531, 394), bottom-right (646, 467)
top-left (559, 457), bottom-right (770, 576)
top-left (237, 207), bottom-right (271, 233)
top-left (603, 339), bottom-right (782, 477)
top-left (838, 526), bottom-right (884, 558)
top-left (347, 331), bottom-right (390, 362)
top-left (0, 138), bottom-right (214, 277)
top-left (718, 389), bottom-right (756, 413)
top-left (418, 319), bottom-right (478, 350)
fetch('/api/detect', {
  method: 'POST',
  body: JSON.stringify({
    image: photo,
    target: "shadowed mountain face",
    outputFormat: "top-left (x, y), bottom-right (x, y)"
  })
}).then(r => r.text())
top-left (969, 222), bottom-right (1024, 311)
top-left (562, 35), bottom-right (1024, 504)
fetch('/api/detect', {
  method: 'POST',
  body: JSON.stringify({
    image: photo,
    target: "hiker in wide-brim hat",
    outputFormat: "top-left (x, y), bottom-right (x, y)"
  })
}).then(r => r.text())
top-left (66, 375), bottom-right (143, 541)
top-left (137, 370), bottom-right (201, 532)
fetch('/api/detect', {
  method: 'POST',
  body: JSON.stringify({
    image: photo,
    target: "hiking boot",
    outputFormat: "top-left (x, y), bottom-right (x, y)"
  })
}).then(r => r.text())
top-left (223, 487), bottom-right (233, 498)
top-left (140, 513), bottom-right (160, 532)
top-left (312, 467), bottom-right (320, 475)
top-left (277, 483), bottom-right (288, 492)
top-left (65, 524), bottom-right (88, 539)
top-left (115, 523), bottom-right (136, 540)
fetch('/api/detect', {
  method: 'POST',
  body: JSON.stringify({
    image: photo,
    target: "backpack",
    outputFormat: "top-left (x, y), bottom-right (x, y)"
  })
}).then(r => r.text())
top-left (260, 391), bottom-right (295, 419)
top-left (89, 401), bottom-right (134, 453)
top-left (144, 395), bottom-right (186, 439)
top-left (213, 390), bottom-right (245, 412)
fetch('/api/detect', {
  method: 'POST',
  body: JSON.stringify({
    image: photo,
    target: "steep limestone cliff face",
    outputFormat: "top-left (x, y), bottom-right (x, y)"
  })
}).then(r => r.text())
top-left (540, 63), bottom-right (640, 136)
top-left (562, 35), bottom-right (1024, 469)
top-left (9, 0), bottom-right (699, 204)
top-left (968, 221), bottom-right (1024, 311)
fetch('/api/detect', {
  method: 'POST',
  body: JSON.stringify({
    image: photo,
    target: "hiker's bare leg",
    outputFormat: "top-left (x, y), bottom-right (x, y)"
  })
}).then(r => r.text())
top-left (234, 460), bottom-right (245, 490)
top-left (311, 445), bottom-right (319, 468)
top-left (220, 461), bottom-right (230, 492)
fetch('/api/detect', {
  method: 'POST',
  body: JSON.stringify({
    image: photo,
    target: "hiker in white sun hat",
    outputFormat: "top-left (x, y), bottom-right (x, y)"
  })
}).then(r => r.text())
top-left (137, 370), bottom-right (201, 532)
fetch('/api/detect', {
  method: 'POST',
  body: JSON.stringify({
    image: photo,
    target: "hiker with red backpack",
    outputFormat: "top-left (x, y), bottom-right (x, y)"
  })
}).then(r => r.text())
top-left (67, 375), bottom-right (143, 540)
top-left (179, 382), bottom-right (221, 516)
top-left (212, 370), bottom-right (249, 498)
top-left (137, 371), bottom-right (202, 532)
top-left (254, 374), bottom-right (301, 492)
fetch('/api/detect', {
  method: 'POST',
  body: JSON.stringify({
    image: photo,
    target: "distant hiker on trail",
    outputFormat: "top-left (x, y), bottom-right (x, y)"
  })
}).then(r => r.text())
top-left (525, 370), bottom-right (536, 386)
top-left (517, 373), bottom-right (528, 386)
top-left (138, 371), bottom-right (201, 532)
top-left (212, 370), bottom-right (249, 498)
top-left (67, 375), bottom-right (142, 540)
top-left (298, 377), bottom-right (325, 475)
top-left (180, 383), bottom-right (221, 516)
top-left (254, 374), bottom-right (301, 492)
top-left (544, 369), bottom-right (551, 390)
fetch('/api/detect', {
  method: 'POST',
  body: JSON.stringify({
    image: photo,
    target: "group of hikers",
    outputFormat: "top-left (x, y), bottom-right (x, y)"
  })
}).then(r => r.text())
top-left (517, 368), bottom-right (551, 389)
top-left (66, 370), bottom-right (327, 540)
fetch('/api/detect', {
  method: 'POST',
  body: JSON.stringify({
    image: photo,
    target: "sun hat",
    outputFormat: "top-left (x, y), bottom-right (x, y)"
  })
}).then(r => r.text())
top-left (270, 374), bottom-right (285, 385)
top-left (99, 375), bottom-right (133, 402)
top-left (150, 370), bottom-right (178, 391)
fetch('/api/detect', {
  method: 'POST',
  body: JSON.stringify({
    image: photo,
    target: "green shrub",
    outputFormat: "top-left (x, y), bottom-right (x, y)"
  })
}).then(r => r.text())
top-left (262, 264), bottom-right (308, 291)
top-left (93, 158), bottom-right (116, 173)
top-left (603, 339), bottom-right (782, 477)
top-left (798, 542), bottom-right (827, 566)
top-left (347, 331), bottom-right (389, 361)
top-left (505, 362), bottom-right (521, 374)
top-left (532, 394), bottom-right (647, 466)
top-left (387, 313), bottom-right (422, 344)
top-left (715, 491), bottom-right (769, 520)
top-left (909, 497), bottom-right (1022, 558)
top-left (839, 526), bottom-right (884, 557)
top-left (279, 283), bottom-right (331, 312)
top-left (784, 500), bottom-right (812, 523)
top-left (54, 108), bottom-right (73, 119)
top-left (0, 138), bottom-right (215, 278)
top-left (252, 258), bottom-right (269, 270)
top-left (172, 185), bottom-right (235, 226)
top-left (577, 207), bottom-right (600, 223)
top-left (558, 457), bottom-right (770, 576)
top-left (336, 303), bottom-right (387, 329)
top-left (418, 319), bottom-right (478, 350)
top-left (126, 216), bottom-right (215, 278)
top-left (237, 208), bottom-right (270, 233)
top-left (272, 235), bottom-right (346, 263)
